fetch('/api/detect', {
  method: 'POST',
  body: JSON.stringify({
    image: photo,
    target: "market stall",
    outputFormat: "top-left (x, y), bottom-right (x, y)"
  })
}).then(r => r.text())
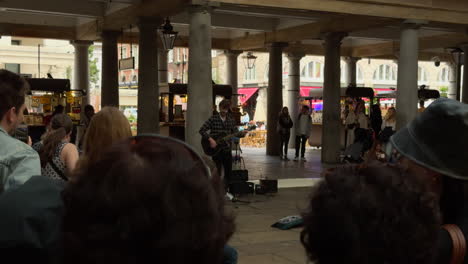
top-left (159, 83), bottom-right (233, 141)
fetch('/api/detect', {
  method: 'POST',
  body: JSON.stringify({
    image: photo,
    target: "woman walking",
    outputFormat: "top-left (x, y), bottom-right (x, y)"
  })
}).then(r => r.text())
top-left (277, 107), bottom-right (293, 160)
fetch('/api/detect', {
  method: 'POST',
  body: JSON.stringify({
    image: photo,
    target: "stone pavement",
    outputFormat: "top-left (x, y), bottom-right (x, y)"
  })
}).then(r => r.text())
top-left (236, 147), bottom-right (322, 180)
top-left (226, 186), bottom-right (320, 264)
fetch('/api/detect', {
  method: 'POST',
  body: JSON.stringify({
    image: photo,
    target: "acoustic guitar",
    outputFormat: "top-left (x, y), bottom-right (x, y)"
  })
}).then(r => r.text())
top-left (201, 126), bottom-right (256, 156)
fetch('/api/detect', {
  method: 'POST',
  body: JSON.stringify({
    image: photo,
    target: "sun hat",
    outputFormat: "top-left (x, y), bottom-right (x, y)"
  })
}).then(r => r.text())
top-left (390, 98), bottom-right (468, 180)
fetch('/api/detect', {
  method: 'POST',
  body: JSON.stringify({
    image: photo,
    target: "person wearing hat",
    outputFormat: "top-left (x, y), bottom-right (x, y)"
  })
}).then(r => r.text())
top-left (390, 98), bottom-right (468, 264)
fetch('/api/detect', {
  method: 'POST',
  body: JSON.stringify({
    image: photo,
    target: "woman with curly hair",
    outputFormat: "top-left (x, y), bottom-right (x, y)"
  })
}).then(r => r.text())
top-left (300, 163), bottom-right (440, 264)
top-left (62, 135), bottom-right (235, 264)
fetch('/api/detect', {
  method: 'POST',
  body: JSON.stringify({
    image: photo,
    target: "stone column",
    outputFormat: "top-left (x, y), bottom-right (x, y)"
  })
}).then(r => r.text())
top-left (461, 44), bottom-right (468, 103)
top-left (137, 17), bottom-right (161, 134)
top-left (396, 21), bottom-right (421, 130)
top-left (287, 51), bottom-right (305, 149)
top-left (186, 4), bottom-right (213, 152)
top-left (158, 48), bottom-right (168, 83)
top-left (266, 42), bottom-right (288, 156)
top-left (344, 57), bottom-right (360, 87)
top-left (71, 40), bottom-right (92, 105)
top-left (322, 32), bottom-right (347, 164)
top-left (448, 61), bottom-right (458, 100)
top-left (224, 50), bottom-right (242, 106)
top-left (101, 30), bottom-right (120, 107)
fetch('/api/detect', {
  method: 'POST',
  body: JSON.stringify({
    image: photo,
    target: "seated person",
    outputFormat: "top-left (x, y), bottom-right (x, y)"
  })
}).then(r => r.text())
top-left (301, 163), bottom-right (440, 264)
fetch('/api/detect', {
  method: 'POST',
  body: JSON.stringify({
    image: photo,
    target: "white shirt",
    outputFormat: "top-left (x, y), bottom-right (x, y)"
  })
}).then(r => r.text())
top-left (297, 115), bottom-right (310, 136)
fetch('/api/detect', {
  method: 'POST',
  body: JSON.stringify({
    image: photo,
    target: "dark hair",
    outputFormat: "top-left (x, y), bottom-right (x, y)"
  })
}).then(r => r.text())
top-left (219, 99), bottom-right (231, 110)
top-left (302, 105), bottom-right (310, 110)
top-left (39, 114), bottom-right (73, 167)
top-left (0, 69), bottom-right (29, 119)
top-left (301, 163), bottom-right (440, 264)
top-left (53, 105), bottom-right (65, 115)
top-left (84, 104), bottom-right (94, 113)
top-left (63, 136), bottom-right (234, 264)
top-left (440, 177), bottom-right (468, 224)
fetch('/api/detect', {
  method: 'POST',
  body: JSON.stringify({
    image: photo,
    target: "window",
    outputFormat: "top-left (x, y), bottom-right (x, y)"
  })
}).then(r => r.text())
top-left (132, 45), bottom-right (139, 66)
top-left (373, 64), bottom-right (397, 83)
top-left (132, 75), bottom-right (137, 83)
top-left (301, 61), bottom-right (323, 81)
top-left (211, 50), bottom-right (218, 58)
top-left (438, 67), bottom-right (450, 83)
top-left (168, 50), bottom-right (174, 63)
top-left (418, 66), bottom-right (428, 83)
top-left (5, 63), bottom-right (20, 74)
top-left (244, 65), bottom-right (256, 81)
top-left (341, 65), bottom-right (364, 83)
top-left (11, 40), bottom-right (21, 46)
top-left (121, 75), bottom-right (126, 83)
top-left (121, 46), bottom-right (128, 59)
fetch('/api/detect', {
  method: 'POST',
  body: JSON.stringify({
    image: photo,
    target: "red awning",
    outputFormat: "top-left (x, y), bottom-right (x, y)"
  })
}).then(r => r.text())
top-left (238, 88), bottom-right (258, 104)
top-left (300, 86), bottom-right (321, 97)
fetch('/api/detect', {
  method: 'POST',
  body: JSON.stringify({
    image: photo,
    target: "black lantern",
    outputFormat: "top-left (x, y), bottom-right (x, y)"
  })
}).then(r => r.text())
top-left (242, 52), bottom-right (257, 70)
top-left (159, 18), bottom-right (178, 51)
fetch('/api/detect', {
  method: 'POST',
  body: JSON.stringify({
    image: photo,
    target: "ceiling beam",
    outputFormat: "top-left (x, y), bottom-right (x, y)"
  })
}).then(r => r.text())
top-left (352, 33), bottom-right (468, 58)
top-left (171, 12), bottom-right (276, 32)
top-left (230, 15), bottom-right (397, 50)
top-left (77, 0), bottom-right (189, 40)
top-left (0, 23), bottom-right (75, 40)
top-left (119, 33), bottom-right (231, 50)
top-left (215, 0), bottom-right (468, 25)
top-left (0, 0), bottom-right (106, 18)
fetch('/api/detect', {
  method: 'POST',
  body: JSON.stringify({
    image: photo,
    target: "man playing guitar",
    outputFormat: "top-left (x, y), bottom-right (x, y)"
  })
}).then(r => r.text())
top-left (199, 99), bottom-right (247, 191)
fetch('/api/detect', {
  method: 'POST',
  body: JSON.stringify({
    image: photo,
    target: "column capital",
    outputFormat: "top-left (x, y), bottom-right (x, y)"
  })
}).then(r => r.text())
top-left (101, 30), bottom-right (121, 40)
top-left (343, 56), bottom-right (361, 63)
top-left (70, 40), bottom-right (93, 47)
top-left (402, 19), bottom-right (427, 29)
top-left (286, 50), bottom-right (305, 61)
top-left (267, 42), bottom-right (288, 49)
top-left (224, 50), bottom-right (243, 57)
top-left (321, 32), bottom-right (347, 45)
top-left (137, 16), bottom-right (163, 29)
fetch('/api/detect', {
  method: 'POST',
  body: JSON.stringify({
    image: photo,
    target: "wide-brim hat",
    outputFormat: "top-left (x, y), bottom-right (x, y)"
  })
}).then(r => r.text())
top-left (390, 98), bottom-right (468, 180)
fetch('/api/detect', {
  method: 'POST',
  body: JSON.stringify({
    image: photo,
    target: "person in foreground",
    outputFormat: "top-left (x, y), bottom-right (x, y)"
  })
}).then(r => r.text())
top-left (389, 98), bottom-right (468, 264)
top-left (0, 135), bottom-right (235, 264)
top-left (76, 106), bottom-right (132, 171)
top-left (0, 69), bottom-right (40, 192)
top-left (39, 114), bottom-right (79, 181)
top-left (63, 135), bottom-right (235, 264)
top-left (301, 163), bottom-right (440, 264)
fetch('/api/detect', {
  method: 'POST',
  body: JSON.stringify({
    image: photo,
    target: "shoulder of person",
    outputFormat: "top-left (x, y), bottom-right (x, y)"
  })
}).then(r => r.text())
top-left (61, 143), bottom-right (78, 154)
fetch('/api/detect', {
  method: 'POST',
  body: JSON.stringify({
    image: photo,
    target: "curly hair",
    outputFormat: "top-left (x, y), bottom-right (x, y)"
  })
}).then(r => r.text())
top-left (62, 136), bottom-right (234, 264)
top-left (39, 114), bottom-right (73, 167)
top-left (300, 163), bottom-right (440, 264)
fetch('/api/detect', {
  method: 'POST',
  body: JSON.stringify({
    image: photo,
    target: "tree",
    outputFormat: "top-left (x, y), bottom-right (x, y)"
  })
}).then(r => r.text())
top-left (439, 86), bottom-right (448, 98)
top-left (88, 45), bottom-right (99, 87)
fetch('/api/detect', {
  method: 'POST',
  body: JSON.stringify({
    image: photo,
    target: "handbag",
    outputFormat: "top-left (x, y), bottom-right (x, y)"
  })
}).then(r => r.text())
top-left (442, 224), bottom-right (466, 264)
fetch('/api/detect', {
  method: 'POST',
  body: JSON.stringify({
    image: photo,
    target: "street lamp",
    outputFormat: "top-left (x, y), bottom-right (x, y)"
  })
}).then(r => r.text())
top-left (159, 17), bottom-right (178, 51)
top-left (242, 52), bottom-right (257, 70)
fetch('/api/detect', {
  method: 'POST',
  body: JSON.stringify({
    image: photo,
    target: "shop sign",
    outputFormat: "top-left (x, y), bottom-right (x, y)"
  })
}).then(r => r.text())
top-left (31, 97), bottom-right (40, 107)
top-left (40, 97), bottom-right (51, 104)
top-left (119, 57), bottom-right (135, 70)
top-left (67, 96), bottom-right (74, 104)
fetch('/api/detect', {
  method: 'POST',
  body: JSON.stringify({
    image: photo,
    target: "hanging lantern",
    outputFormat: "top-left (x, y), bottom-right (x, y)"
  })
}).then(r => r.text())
top-left (242, 52), bottom-right (257, 70)
top-left (159, 17), bottom-right (178, 51)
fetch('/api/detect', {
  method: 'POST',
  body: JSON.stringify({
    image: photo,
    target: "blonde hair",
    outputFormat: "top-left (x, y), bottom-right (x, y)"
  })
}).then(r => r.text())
top-left (384, 107), bottom-right (396, 122)
top-left (78, 107), bottom-right (132, 168)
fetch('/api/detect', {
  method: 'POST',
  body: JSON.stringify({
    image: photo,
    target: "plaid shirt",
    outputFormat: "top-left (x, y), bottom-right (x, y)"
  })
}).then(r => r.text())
top-left (199, 114), bottom-right (238, 140)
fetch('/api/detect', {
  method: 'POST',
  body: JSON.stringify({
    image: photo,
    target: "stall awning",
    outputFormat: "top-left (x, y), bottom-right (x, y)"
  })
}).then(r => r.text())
top-left (300, 86), bottom-right (321, 97)
top-left (238, 88), bottom-right (259, 104)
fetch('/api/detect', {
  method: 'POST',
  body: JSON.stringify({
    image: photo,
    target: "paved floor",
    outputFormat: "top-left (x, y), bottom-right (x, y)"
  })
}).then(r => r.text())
top-left (227, 187), bottom-right (318, 264)
top-left (236, 147), bottom-right (323, 180)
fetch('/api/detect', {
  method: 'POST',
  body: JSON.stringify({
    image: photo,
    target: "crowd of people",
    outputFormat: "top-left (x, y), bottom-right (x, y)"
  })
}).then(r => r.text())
top-left (1, 68), bottom-right (468, 264)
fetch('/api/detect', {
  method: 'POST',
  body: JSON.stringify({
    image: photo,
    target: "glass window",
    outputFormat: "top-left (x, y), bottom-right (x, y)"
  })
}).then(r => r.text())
top-left (418, 66), bottom-right (427, 82)
top-left (373, 64), bottom-right (397, 83)
top-left (438, 67), bottom-right (450, 83)
top-left (244, 65), bottom-right (256, 81)
top-left (11, 40), bottom-right (21, 46)
top-left (301, 61), bottom-right (324, 81)
top-left (168, 50), bottom-right (174, 63)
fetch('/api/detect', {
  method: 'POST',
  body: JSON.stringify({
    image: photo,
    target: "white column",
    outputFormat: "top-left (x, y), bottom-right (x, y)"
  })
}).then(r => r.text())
top-left (224, 50), bottom-right (242, 106)
top-left (266, 42), bottom-right (288, 156)
top-left (396, 21), bottom-right (421, 130)
top-left (101, 30), bottom-right (120, 107)
top-left (461, 44), bottom-right (468, 103)
top-left (287, 51), bottom-right (305, 149)
top-left (344, 57), bottom-right (360, 87)
top-left (322, 32), bottom-right (346, 164)
top-left (448, 61), bottom-right (458, 100)
top-left (137, 17), bottom-right (161, 134)
top-left (158, 48), bottom-right (168, 84)
top-left (186, 4), bottom-right (213, 152)
top-left (71, 40), bottom-right (92, 105)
